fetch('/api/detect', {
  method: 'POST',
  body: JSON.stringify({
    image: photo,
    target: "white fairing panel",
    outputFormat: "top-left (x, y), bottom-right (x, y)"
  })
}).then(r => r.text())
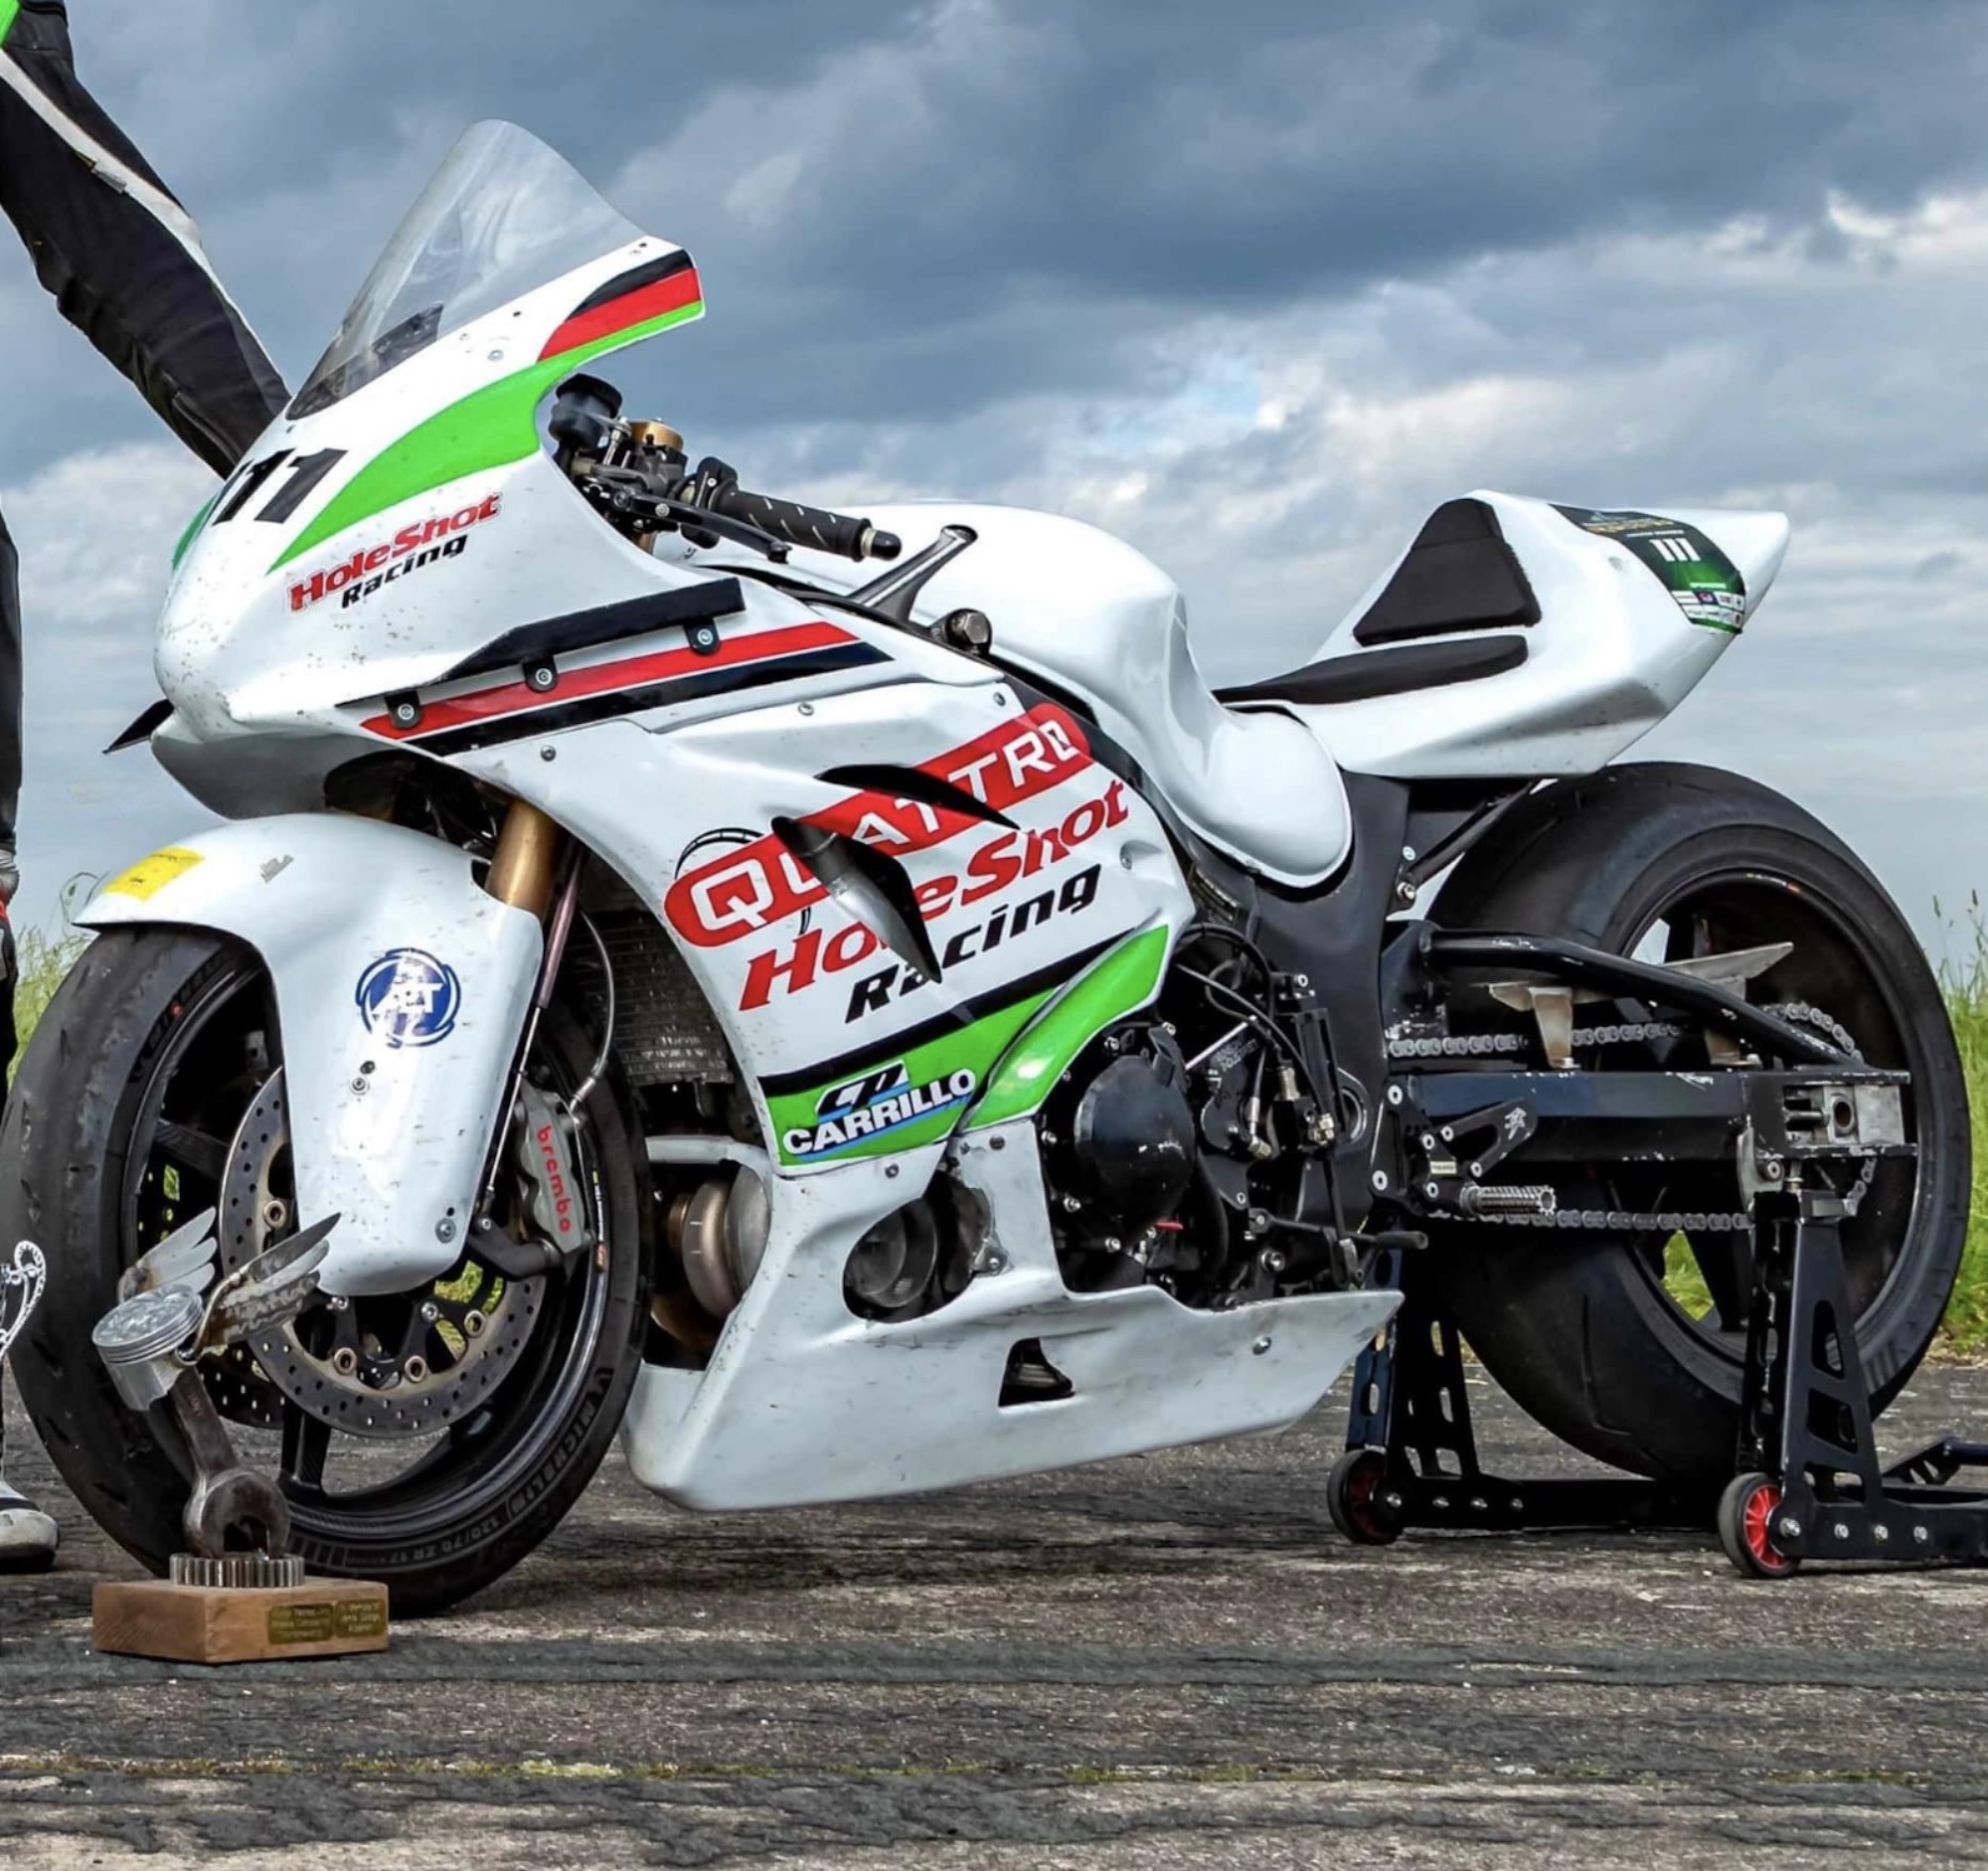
top-left (441, 667), bottom-right (1195, 1173)
top-left (80, 818), bottom-right (543, 1298)
top-left (1288, 490), bottom-right (1790, 779)
top-left (793, 504), bottom-right (1353, 888)
top-left (621, 1120), bottom-right (1399, 1508)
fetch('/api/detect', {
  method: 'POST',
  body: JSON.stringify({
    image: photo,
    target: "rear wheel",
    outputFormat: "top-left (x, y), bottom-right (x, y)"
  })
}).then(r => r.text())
top-left (4, 929), bottom-right (650, 1615)
top-left (1427, 764), bottom-right (1968, 1484)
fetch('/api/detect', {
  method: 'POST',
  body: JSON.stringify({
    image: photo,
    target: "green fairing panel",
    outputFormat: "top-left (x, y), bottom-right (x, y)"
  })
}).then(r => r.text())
top-left (969, 925), bottom-right (1172, 1130)
top-left (271, 301), bottom-right (703, 573)
top-left (769, 990), bottom-right (1052, 1167)
top-left (767, 925), bottom-right (1172, 1167)
top-left (173, 493), bottom-right (218, 570)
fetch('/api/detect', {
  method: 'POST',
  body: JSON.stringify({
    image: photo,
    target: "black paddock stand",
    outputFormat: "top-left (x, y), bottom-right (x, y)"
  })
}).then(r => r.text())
top-left (1332, 1185), bottom-right (1988, 1578)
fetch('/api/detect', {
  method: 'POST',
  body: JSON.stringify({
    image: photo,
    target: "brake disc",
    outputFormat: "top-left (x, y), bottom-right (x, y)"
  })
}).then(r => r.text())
top-left (205, 1070), bottom-right (545, 1439)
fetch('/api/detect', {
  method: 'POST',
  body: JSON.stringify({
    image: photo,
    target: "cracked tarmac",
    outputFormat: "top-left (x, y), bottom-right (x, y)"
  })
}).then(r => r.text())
top-left (6, 1363), bottom-right (1988, 1865)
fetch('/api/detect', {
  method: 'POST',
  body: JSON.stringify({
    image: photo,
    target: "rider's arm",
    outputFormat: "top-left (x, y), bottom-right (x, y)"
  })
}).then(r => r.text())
top-left (0, 0), bottom-right (289, 474)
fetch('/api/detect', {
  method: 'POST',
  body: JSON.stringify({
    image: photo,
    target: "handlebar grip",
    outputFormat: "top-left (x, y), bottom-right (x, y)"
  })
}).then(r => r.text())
top-left (708, 485), bottom-right (894, 561)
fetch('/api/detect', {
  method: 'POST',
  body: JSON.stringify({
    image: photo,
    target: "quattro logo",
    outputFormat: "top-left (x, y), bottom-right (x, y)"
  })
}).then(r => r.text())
top-left (784, 1062), bottom-right (978, 1159)
top-left (666, 704), bottom-right (1092, 946)
top-left (741, 779), bottom-right (1128, 1015)
top-left (355, 948), bottom-right (461, 1049)
top-left (288, 493), bottom-right (502, 611)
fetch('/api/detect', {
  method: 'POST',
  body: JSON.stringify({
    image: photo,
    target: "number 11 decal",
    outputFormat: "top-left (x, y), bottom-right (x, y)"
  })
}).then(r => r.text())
top-left (212, 449), bottom-right (347, 527)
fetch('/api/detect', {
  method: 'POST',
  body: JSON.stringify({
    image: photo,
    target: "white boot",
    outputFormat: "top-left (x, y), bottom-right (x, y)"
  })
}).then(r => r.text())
top-left (0, 1473), bottom-right (56, 1573)
top-left (0, 1398), bottom-right (57, 1573)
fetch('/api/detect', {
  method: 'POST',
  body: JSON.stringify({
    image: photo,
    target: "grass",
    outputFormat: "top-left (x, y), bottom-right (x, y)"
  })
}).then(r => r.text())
top-left (14, 914), bottom-right (1988, 1356)
top-left (1937, 905), bottom-right (1988, 1356)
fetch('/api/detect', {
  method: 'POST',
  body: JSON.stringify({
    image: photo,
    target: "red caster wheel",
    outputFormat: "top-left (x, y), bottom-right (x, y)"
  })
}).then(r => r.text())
top-left (1718, 1472), bottom-right (1802, 1579)
top-left (1328, 1446), bottom-right (1405, 1546)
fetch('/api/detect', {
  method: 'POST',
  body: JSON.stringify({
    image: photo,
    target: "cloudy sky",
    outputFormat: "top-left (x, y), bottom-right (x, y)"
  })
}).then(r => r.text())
top-left (8, 0), bottom-right (1988, 953)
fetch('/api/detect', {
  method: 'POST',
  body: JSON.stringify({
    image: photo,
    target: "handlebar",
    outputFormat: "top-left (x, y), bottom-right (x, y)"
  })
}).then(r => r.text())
top-left (705, 483), bottom-right (900, 563)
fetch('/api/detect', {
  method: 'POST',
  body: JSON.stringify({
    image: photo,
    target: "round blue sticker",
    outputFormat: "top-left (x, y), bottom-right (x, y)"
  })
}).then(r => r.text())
top-left (355, 948), bottom-right (462, 1049)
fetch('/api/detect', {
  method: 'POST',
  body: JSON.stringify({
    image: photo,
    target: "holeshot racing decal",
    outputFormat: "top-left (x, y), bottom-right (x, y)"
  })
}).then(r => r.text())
top-left (288, 492), bottom-right (502, 612)
top-left (666, 703), bottom-right (1096, 949)
top-left (1555, 505), bottom-right (1747, 633)
top-left (355, 948), bottom-right (462, 1049)
top-left (669, 699), bottom-right (1168, 1166)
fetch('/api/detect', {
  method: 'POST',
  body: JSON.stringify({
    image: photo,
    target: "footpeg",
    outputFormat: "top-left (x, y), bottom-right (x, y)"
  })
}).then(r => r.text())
top-left (1458, 1184), bottom-right (1557, 1218)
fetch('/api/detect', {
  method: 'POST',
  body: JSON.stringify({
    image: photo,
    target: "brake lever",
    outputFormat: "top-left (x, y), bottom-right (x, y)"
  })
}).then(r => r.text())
top-left (589, 469), bottom-right (790, 563)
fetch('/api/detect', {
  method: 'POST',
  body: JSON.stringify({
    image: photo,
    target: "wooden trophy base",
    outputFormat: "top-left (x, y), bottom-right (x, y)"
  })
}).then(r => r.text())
top-left (93, 1567), bottom-right (389, 1665)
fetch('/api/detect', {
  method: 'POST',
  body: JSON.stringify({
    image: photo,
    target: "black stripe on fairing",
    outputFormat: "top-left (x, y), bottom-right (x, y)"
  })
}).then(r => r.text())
top-left (410, 641), bottom-right (895, 758)
top-left (566, 250), bottom-right (697, 319)
top-left (757, 938), bottom-right (1116, 1099)
top-left (441, 580), bottom-right (747, 683)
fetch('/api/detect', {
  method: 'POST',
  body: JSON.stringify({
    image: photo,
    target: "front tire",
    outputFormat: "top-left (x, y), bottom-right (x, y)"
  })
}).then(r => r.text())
top-left (1427, 764), bottom-right (1968, 1484)
top-left (3, 929), bottom-right (651, 1615)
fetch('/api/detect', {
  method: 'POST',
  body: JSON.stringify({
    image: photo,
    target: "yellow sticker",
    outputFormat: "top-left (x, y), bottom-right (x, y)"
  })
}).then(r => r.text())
top-left (102, 846), bottom-right (205, 902)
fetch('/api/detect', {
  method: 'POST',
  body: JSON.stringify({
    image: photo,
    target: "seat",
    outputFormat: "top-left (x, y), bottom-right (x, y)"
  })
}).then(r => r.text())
top-left (1348, 497), bottom-right (1541, 646)
top-left (1217, 634), bottom-right (1529, 709)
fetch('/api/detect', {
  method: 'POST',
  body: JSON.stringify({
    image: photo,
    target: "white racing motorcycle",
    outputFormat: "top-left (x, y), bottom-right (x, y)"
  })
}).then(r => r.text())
top-left (7, 124), bottom-right (1966, 1611)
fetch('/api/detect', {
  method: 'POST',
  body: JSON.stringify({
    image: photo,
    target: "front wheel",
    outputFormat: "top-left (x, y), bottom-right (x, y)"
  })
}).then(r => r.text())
top-left (3, 929), bottom-right (651, 1616)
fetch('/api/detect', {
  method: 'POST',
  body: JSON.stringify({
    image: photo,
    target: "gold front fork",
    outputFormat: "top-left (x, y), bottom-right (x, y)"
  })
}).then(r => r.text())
top-left (486, 800), bottom-right (562, 919)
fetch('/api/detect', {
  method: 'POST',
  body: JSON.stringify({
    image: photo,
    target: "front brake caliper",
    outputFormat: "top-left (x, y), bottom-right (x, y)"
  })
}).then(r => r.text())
top-left (515, 1082), bottom-right (595, 1258)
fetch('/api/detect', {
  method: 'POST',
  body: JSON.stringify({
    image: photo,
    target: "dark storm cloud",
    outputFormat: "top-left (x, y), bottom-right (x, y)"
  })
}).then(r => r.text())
top-left (16, 0), bottom-right (1988, 445)
top-left (7, 0), bottom-right (1988, 936)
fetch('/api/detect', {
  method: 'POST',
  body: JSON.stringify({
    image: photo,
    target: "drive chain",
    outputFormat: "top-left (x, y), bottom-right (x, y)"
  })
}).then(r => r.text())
top-left (1391, 1003), bottom-right (1866, 1235)
top-left (1385, 1002), bottom-right (1859, 1063)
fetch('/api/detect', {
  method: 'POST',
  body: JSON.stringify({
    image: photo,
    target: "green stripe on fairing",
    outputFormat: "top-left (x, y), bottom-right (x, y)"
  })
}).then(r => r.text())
top-left (768, 990), bottom-right (1052, 1166)
top-left (0, 2), bottom-right (20, 45)
top-left (969, 926), bottom-right (1172, 1129)
top-left (172, 492), bottom-right (219, 570)
top-left (270, 298), bottom-right (705, 573)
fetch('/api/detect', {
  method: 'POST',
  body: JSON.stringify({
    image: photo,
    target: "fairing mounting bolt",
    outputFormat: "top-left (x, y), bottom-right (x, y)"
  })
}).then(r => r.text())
top-left (435, 1218), bottom-right (457, 1243)
top-left (1251, 1336), bottom-right (1272, 1355)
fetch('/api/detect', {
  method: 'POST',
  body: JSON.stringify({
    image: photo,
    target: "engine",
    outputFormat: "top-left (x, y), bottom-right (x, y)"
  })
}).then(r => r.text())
top-left (1038, 925), bottom-right (1362, 1306)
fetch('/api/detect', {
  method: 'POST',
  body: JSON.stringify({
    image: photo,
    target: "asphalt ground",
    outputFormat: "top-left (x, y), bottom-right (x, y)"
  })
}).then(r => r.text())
top-left (6, 1360), bottom-right (1988, 1868)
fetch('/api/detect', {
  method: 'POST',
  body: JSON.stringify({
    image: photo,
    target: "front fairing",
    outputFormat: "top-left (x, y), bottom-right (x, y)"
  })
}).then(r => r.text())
top-left (163, 232), bottom-right (707, 739)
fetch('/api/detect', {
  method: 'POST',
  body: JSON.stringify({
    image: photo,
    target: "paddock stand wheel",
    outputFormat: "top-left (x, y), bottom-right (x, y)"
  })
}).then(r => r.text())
top-left (1716, 1473), bottom-right (1800, 1579)
top-left (1327, 1446), bottom-right (1404, 1545)
top-left (1342, 1190), bottom-right (1988, 1575)
top-left (1336, 1246), bottom-right (1712, 1539)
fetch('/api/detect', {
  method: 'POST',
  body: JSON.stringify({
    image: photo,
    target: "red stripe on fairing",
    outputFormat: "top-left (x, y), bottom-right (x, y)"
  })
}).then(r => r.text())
top-left (539, 266), bottom-right (704, 361)
top-left (361, 620), bottom-right (857, 742)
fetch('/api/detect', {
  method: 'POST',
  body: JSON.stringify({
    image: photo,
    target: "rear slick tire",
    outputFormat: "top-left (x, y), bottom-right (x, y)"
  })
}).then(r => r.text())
top-left (1427, 763), bottom-right (1968, 1485)
top-left (1, 928), bottom-right (650, 1616)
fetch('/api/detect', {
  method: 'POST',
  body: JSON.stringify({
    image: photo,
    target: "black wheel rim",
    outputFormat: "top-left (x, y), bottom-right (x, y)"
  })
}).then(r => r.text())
top-left (1606, 867), bottom-right (1926, 1353)
top-left (117, 950), bottom-right (616, 1552)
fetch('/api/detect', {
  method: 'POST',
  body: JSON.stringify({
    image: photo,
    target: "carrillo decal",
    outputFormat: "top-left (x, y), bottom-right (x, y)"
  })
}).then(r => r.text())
top-left (783, 1062), bottom-right (978, 1159)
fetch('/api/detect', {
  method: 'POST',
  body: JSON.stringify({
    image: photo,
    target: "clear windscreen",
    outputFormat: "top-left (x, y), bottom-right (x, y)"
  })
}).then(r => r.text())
top-left (289, 120), bottom-right (643, 419)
